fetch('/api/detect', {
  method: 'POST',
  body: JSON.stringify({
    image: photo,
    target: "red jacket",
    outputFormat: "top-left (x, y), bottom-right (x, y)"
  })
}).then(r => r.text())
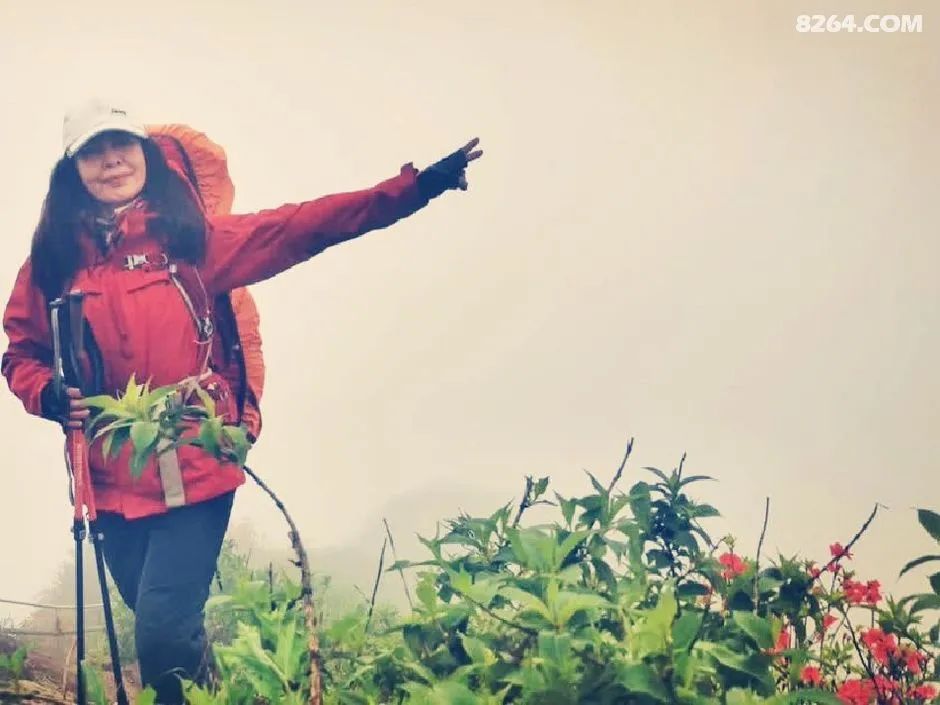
top-left (2, 163), bottom-right (430, 518)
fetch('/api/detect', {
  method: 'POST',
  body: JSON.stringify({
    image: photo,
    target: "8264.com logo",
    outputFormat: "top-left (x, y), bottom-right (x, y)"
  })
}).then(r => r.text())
top-left (796, 14), bottom-right (923, 33)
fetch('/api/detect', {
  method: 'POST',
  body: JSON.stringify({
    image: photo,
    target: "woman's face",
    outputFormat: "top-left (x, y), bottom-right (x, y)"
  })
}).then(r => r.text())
top-left (74, 131), bottom-right (147, 207)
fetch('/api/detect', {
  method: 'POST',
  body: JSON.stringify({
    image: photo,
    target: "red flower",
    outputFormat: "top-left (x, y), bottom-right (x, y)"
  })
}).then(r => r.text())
top-left (822, 614), bottom-right (838, 631)
top-left (808, 564), bottom-right (822, 579)
top-left (909, 684), bottom-right (938, 702)
top-left (865, 580), bottom-right (882, 604)
top-left (718, 552), bottom-right (747, 580)
top-left (903, 647), bottom-right (928, 675)
top-left (800, 665), bottom-right (823, 686)
top-left (872, 674), bottom-right (899, 697)
top-left (843, 578), bottom-right (868, 604)
top-left (837, 678), bottom-right (875, 705)
top-left (830, 542), bottom-right (853, 560)
top-left (861, 628), bottom-right (898, 666)
top-left (766, 626), bottom-right (791, 656)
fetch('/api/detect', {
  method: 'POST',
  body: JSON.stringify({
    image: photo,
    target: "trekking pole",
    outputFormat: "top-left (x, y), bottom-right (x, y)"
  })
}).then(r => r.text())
top-left (50, 293), bottom-right (129, 705)
top-left (50, 296), bottom-right (87, 705)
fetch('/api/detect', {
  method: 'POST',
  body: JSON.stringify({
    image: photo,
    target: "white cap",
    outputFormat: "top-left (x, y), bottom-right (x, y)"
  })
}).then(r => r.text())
top-left (62, 98), bottom-right (147, 157)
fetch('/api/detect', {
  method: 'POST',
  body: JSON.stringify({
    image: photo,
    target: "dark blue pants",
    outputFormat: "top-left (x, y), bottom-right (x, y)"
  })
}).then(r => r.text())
top-left (96, 491), bottom-right (234, 705)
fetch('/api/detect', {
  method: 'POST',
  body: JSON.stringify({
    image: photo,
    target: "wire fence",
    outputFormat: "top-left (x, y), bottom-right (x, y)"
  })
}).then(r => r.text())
top-left (0, 596), bottom-right (106, 638)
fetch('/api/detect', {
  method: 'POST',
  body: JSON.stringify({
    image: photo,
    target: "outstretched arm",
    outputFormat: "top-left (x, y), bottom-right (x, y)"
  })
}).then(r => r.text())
top-left (200, 139), bottom-right (483, 295)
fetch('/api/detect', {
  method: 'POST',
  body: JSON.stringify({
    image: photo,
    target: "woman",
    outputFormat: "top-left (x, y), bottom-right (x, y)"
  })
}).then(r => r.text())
top-left (1, 98), bottom-right (482, 703)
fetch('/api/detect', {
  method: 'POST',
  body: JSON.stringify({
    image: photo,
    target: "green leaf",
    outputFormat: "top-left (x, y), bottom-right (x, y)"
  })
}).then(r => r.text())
top-left (533, 476), bottom-right (549, 498)
top-left (632, 583), bottom-right (678, 656)
top-left (628, 482), bottom-right (652, 525)
top-left (733, 611), bottom-right (775, 650)
top-left (918, 509), bottom-right (940, 543)
top-left (726, 689), bottom-right (764, 705)
top-left (910, 593), bottom-right (940, 613)
top-left (690, 503), bottom-right (721, 519)
top-left (931, 571), bottom-right (940, 595)
top-left (644, 467), bottom-right (671, 484)
top-left (129, 420), bottom-right (160, 454)
top-left (130, 446), bottom-right (153, 479)
top-left (899, 554), bottom-right (940, 578)
top-left (221, 425), bottom-right (251, 465)
top-left (699, 642), bottom-right (773, 688)
top-left (677, 581), bottom-right (710, 598)
top-left (81, 664), bottom-right (109, 705)
top-left (678, 474), bottom-right (716, 487)
top-left (416, 573), bottom-right (437, 611)
top-left (773, 689), bottom-right (845, 705)
top-left (194, 384), bottom-right (217, 418)
top-left (500, 586), bottom-right (552, 622)
top-left (89, 417), bottom-right (134, 443)
top-left (551, 590), bottom-right (612, 628)
top-left (585, 470), bottom-right (607, 495)
top-left (123, 373), bottom-right (142, 406)
top-left (81, 394), bottom-right (123, 412)
top-left (460, 633), bottom-right (496, 666)
top-left (135, 688), bottom-right (158, 705)
top-left (619, 663), bottom-right (671, 702)
top-left (140, 383), bottom-right (178, 410)
top-left (556, 493), bottom-right (577, 526)
top-left (672, 611), bottom-right (703, 651)
top-left (556, 529), bottom-right (590, 569)
top-left (198, 419), bottom-right (220, 457)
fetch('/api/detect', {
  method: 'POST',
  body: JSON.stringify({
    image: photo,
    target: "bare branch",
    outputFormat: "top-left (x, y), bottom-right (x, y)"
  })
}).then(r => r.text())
top-left (383, 518), bottom-right (414, 610)
top-left (607, 437), bottom-right (634, 494)
top-left (365, 537), bottom-right (388, 632)
top-left (753, 497), bottom-right (770, 613)
top-left (512, 476), bottom-right (535, 528)
top-left (822, 503), bottom-right (882, 573)
top-left (243, 464), bottom-right (322, 705)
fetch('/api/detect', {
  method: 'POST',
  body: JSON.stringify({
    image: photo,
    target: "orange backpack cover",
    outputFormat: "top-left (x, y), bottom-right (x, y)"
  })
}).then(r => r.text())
top-left (146, 123), bottom-right (265, 438)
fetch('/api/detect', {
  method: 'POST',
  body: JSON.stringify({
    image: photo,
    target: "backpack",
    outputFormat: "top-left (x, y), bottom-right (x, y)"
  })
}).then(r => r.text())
top-left (146, 124), bottom-right (265, 439)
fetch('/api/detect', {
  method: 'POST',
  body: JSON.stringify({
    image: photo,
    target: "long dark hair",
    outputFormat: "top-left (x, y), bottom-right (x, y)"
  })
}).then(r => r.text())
top-left (30, 137), bottom-right (207, 300)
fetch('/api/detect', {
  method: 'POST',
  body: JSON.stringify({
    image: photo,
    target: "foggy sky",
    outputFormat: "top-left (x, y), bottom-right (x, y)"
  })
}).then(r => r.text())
top-left (0, 0), bottom-right (937, 622)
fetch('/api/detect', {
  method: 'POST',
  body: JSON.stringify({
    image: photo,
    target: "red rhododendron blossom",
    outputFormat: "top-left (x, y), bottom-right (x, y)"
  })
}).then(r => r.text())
top-left (837, 678), bottom-right (875, 705)
top-left (766, 627), bottom-right (791, 656)
top-left (808, 563), bottom-right (822, 579)
top-left (842, 578), bottom-right (880, 606)
top-left (903, 647), bottom-right (928, 675)
top-left (817, 613), bottom-right (839, 641)
top-left (830, 542), bottom-right (853, 560)
top-left (908, 684), bottom-right (938, 701)
top-left (861, 628), bottom-right (898, 666)
top-left (718, 552), bottom-right (746, 580)
top-left (872, 674), bottom-right (899, 698)
top-left (800, 665), bottom-right (823, 686)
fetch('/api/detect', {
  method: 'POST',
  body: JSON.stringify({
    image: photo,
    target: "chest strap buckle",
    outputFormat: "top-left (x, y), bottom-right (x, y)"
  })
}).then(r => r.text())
top-left (123, 253), bottom-right (169, 271)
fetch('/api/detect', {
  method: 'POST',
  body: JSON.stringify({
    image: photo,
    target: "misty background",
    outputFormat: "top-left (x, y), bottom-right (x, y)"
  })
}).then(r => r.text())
top-left (0, 0), bottom-right (937, 623)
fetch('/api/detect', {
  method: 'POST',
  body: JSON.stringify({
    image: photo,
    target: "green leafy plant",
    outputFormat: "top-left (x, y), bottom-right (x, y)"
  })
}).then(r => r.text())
top-left (899, 509), bottom-right (940, 615)
top-left (72, 443), bottom-right (940, 705)
top-left (0, 646), bottom-right (27, 688)
top-left (83, 374), bottom-right (251, 476)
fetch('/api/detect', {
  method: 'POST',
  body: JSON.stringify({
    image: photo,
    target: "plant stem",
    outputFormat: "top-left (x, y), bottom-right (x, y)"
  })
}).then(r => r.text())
top-left (243, 465), bottom-right (322, 705)
top-left (821, 504), bottom-right (882, 573)
top-left (607, 437), bottom-right (634, 494)
top-left (512, 476), bottom-right (535, 528)
top-left (365, 537), bottom-right (388, 632)
top-left (383, 518), bottom-right (414, 610)
top-left (753, 497), bottom-right (770, 614)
